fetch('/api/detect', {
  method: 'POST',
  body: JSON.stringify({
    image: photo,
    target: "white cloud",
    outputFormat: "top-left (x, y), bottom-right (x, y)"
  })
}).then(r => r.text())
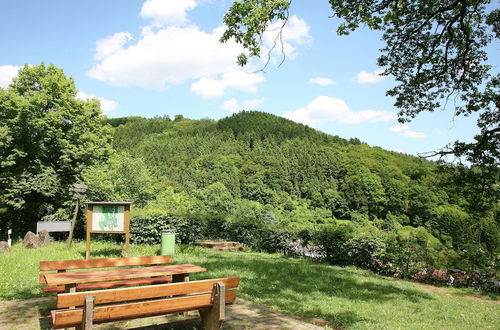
top-left (88, 25), bottom-right (265, 95)
top-left (0, 65), bottom-right (22, 88)
top-left (221, 98), bottom-right (240, 113)
top-left (390, 124), bottom-right (427, 139)
top-left (354, 69), bottom-right (386, 84)
top-left (190, 68), bottom-right (265, 99)
top-left (76, 91), bottom-right (118, 113)
top-left (190, 78), bottom-right (225, 99)
top-left (94, 32), bottom-right (133, 60)
top-left (140, 0), bottom-right (196, 26)
top-left (221, 97), bottom-right (264, 113)
top-left (389, 124), bottom-right (411, 133)
top-left (88, 5), bottom-right (312, 98)
top-left (283, 96), bottom-right (396, 126)
top-left (308, 77), bottom-right (335, 86)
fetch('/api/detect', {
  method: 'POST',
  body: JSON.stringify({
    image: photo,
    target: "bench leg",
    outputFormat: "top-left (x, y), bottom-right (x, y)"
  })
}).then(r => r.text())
top-left (76, 295), bottom-right (95, 330)
top-left (199, 282), bottom-right (225, 330)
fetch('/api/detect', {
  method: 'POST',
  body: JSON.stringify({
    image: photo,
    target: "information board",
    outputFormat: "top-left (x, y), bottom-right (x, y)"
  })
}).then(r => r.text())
top-left (85, 202), bottom-right (132, 259)
top-left (91, 205), bottom-right (125, 232)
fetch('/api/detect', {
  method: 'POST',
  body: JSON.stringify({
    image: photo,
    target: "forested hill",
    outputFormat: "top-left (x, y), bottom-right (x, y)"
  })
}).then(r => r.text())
top-left (92, 111), bottom-right (497, 270)
top-left (108, 111), bottom-right (360, 148)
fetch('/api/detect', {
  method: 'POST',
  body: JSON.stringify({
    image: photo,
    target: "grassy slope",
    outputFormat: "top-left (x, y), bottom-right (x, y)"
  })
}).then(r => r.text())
top-left (1, 242), bottom-right (498, 329)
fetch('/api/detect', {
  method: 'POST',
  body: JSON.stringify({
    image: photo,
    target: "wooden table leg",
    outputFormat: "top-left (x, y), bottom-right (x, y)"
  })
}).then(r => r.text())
top-left (172, 273), bottom-right (189, 283)
top-left (172, 273), bottom-right (190, 316)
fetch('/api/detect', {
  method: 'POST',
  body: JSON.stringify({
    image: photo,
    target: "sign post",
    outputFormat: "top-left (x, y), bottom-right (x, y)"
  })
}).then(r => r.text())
top-left (67, 183), bottom-right (88, 248)
top-left (85, 202), bottom-right (132, 259)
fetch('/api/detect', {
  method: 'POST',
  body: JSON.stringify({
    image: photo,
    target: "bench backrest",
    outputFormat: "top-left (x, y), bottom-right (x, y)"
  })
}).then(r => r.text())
top-left (52, 277), bottom-right (240, 329)
top-left (40, 255), bottom-right (172, 283)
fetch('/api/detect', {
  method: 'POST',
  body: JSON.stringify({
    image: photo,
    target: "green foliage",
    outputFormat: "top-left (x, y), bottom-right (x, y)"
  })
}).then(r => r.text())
top-left (0, 63), bottom-right (112, 234)
top-left (220, 0), bottom-right (291, 65)
top-left (134, 187), bottom-right (197, 217)
top-left (197, 182), bottom-right (236, 216)
top-left (105, 111), bottom-right (498, 271)
top-left (82, 152), bottom-right (157, 207)
top-left (130, 215), bottom-right (203, 245)
top-left (217, 111), bottom-right (348, 144)
top-left (341, 168), bottom-right (387, 218)
top-left (112, 116), bottom-right (173, 150)
top-left (103, 116), bottom-right (144, 128)
top-left (130, 214), bottom-right (299, 256)
top-left (310, 222), bottom-right (457, 278)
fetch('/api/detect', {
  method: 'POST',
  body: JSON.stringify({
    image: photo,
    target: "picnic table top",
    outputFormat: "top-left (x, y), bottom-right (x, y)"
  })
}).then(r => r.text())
top-left (43, 264), bottom-right (206, 286)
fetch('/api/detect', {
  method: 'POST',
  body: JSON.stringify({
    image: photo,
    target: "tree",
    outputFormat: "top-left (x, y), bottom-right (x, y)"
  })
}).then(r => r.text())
top-left (0, 63), bottom-right (112, 234)
top-left (323, 187), bottom-right (347, 218)
top-left (221, 0), bottom-right (499, 167)
top-left (341, 168), bottom-right (387, 219)
top-left (82, 152), bottom-right (157, 207)
top-left (198, 182), bottom-right (236, 216)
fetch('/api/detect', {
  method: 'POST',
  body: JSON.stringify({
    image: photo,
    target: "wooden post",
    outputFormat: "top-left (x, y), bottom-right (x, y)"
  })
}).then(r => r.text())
top-left (67, 199), bottom-right (79, 248)
top-left (200, 282), bottom-right (225, 330)
top-left (124, 204), bottom-right (130, 257)
top-left (82, 295), bottom-right (95, 330)
top-left (85, 205), bottom-right (93, 260)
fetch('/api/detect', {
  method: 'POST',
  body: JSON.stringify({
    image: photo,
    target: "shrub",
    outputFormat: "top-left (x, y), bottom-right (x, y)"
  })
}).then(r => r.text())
top-left (129, 213), bottom-right (497, 293)
top-left (310, 223), bottom-right (356, 265)
top-left (130, 215), bottom-right (204, 245)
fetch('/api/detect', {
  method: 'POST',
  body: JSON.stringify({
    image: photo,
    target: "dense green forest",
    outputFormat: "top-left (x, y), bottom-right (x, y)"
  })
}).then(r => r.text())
top-left (79, 112), bottom-right (498, 274)
top-left (1, 66), bottom-right (498, 286)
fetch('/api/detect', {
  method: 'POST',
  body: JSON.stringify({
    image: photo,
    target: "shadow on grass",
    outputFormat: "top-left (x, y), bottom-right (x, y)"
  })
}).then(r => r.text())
top-left (0, 297), bottom-right (54, 329)
top-left (194, 253), bottom-right (433, 328)
top-left (79, 247), bottom-right (126, 259)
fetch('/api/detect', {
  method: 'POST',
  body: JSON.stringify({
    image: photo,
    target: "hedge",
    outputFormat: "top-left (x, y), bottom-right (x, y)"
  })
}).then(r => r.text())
top-left (129, 214), bottom-right (498, 293)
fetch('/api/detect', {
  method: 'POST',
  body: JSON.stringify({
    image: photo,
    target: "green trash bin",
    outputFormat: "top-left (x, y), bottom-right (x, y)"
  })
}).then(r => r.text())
top-left (161, 230), bottom-right (175, 255)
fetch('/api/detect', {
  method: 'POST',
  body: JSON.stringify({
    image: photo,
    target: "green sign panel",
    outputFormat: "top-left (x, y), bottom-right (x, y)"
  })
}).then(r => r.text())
top-left (91, 205), bottom-right (125, 232)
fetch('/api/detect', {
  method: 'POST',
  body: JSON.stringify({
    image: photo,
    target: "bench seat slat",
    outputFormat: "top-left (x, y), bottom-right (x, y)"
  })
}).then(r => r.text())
top-left (44, 276), bottom-right (173, 294)
top-left (40, 255), bottom-right (172, 271)
top-left (52, 290), bottom-right (238, 329)
top-left (57, 277), bottom-right (240, 308)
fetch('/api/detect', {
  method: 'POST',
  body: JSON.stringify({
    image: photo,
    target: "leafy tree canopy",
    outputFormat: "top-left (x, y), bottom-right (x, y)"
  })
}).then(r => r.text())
top-left (220, 0), bottom-right (499, 167)
top-left (0, 63), bottom-right (112, 232)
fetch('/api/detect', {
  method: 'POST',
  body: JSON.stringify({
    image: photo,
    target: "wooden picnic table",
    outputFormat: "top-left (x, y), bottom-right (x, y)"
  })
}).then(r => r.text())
top-left (43, 264), bottom-right (207, 290)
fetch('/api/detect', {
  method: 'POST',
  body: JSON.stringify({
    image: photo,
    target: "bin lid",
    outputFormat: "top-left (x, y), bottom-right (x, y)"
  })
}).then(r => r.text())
top-left (162, 229), bottom-right (175, 234)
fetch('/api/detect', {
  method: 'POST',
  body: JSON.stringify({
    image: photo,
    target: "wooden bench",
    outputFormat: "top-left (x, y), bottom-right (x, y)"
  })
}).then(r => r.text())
top-left (40, 255), bottom-right (173, 293)
top-left (51, 277), bottom-right (240, 330)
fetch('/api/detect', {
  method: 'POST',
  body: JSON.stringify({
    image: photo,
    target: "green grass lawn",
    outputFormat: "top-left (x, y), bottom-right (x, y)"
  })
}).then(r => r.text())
top-left (1, 241), bottom-right (498, 329)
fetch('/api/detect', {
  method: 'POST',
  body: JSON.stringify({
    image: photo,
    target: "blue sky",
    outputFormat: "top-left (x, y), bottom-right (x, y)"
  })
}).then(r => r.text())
top-left (0, 0), bottom-right (498, 157)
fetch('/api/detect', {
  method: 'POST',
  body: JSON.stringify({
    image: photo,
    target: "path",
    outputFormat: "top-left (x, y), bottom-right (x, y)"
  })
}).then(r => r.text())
top-left (0, 297), bottom-right (326, 330)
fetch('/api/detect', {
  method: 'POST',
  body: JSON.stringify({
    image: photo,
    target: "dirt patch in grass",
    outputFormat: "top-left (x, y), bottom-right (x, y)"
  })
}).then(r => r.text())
top-left (412, 282), bottom-right (499, 304)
